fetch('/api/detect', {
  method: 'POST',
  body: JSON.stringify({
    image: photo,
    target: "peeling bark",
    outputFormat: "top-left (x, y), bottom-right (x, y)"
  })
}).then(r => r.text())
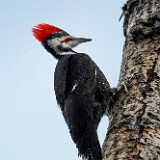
top-left (102, 0), bottom-right (160, 159)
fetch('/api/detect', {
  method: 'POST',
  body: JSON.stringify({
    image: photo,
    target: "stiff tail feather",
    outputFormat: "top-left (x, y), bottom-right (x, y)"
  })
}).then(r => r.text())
top-left (76, 124), bottom-right (102, 160)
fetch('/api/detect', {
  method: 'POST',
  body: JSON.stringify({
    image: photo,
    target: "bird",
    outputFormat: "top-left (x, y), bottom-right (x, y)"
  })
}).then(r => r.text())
top-left (32, 23), bottom-right (112, 160)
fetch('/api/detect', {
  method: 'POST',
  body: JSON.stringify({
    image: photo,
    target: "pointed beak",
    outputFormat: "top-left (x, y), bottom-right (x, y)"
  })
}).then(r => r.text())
top-left (65, 36), bottom-right (92, 48)
top-left (73, 37), bottom-right (92, 43)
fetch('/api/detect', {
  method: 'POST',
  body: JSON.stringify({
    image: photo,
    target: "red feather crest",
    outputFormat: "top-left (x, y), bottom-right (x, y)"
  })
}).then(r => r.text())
top-left (32, 23), bottom-right (63, 43)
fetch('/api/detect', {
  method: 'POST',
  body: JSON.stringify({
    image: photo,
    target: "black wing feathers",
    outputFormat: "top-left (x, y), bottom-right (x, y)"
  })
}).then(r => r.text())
top-left (54, 53), bottom-right (109, 160)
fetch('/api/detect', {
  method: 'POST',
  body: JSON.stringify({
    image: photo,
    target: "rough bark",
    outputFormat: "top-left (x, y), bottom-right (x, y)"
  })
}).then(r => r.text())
top-left (102, 0), bottom-right (160, 159)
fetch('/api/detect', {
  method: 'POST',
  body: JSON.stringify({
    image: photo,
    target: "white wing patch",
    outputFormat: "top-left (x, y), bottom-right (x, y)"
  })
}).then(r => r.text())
top-left (95, 68), bottom-right (97, 77)
top-left (71, 82), bottom-right (79, 92)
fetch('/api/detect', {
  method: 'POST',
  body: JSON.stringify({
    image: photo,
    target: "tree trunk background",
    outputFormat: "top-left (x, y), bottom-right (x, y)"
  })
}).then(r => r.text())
top-left (102, 0), bottom-right (160, 159)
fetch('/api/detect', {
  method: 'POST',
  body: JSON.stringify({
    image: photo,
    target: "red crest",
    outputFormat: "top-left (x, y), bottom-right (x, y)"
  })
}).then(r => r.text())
top-left (32, 23), bottom-right (63, 43)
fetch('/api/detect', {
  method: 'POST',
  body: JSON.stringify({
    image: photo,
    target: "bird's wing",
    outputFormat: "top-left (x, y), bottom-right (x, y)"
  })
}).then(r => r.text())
top-left (54, 54), bottom-right (72, 109)
top-left (54, 53), bottom-right (103, 159)
top-left (54, 53), bottom-right (96, 109)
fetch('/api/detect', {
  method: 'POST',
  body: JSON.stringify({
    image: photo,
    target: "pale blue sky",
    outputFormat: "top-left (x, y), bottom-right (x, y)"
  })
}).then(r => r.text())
top-left (0, 1), bottom-right (125, 160)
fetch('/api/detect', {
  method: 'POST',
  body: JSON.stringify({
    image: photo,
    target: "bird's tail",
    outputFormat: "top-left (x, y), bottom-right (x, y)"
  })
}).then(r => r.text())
top-left (76, 124), bottom-right (102, 160)
top-left (64, 95), bottom-right (102, 160)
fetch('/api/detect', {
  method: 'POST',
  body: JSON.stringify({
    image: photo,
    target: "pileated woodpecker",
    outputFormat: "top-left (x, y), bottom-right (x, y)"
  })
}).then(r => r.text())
top-left (32, 24), bottom-right (112, 160)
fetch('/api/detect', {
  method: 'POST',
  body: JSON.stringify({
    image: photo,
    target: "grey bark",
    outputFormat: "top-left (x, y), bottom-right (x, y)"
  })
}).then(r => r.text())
top-left (102, 0), bottom-right (160, 159)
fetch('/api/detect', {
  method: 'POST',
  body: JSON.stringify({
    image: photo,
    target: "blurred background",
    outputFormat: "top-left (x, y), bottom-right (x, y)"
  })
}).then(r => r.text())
top-left (0, 0), bottom-right (125, 160)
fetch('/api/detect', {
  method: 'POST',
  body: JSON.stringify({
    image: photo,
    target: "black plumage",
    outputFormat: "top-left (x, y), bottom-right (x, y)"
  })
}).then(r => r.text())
top-left (54, 53), bottom-right (112, 160)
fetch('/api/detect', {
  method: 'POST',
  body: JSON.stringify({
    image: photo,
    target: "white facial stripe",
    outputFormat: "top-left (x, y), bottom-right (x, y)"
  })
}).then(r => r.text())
top-left (47, 38), bottom-right (59, 50)
top-left (46, 34), bottom-right (77, 56)
top-left (47, 39), bottom-right (75, 55)
top-left (47, 35), bottom-right (70, 49)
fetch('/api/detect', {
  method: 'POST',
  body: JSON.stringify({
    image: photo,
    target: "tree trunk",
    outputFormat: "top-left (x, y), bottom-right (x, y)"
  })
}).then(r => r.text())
top-left (102, 0), bottom-right (160, 159)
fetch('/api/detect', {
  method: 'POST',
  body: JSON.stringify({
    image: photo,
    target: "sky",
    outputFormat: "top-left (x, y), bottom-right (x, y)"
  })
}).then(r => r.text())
top-left (0, 0), bottom-right (126, 160)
